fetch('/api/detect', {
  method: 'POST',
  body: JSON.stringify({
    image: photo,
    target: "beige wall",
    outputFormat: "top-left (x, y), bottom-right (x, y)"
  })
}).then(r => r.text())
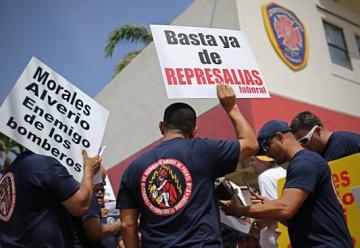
top-left (97, 0), bottom-right (360, 169)
top-left (236, 0), bottom-right (360, 116)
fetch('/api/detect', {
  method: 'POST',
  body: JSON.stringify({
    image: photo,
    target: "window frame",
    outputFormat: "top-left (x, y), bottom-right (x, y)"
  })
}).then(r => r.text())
top-left (355, 34), bottom-right (360, 55)
top-left (323, 20), bottom-right (352, 70)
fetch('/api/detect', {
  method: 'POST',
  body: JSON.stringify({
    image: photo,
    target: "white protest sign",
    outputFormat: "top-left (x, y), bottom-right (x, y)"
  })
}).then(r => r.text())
top-left (151, 25), bottom-right (270, 99)
top-left (0, 57), bottom-right (109, 182)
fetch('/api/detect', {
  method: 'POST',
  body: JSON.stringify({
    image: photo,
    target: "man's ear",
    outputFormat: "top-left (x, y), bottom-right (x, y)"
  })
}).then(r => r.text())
top-left (314, 126), bottom-right (322, 137)
top-left (276, 132), bottom-right (285, 143)
top-left (191, 126), bottom-right (198, 138)
top-left (159, 121), bottom-right (165, 135)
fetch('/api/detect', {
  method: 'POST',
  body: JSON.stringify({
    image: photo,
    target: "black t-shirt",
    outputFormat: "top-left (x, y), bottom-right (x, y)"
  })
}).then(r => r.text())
top-left (0, 151), bottom-right (80, 248)
top-left (284, 149), bottom-right (353, 248)
top-left (322, 131), bottom-right (360, 161)
top-left (117, 137), bottom-right (240, 248)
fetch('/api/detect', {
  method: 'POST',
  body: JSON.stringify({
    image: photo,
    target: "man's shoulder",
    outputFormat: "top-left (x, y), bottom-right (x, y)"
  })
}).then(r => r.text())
top-left (193, 137), bottom-right (239, 150)
top-left (291, 150), bottom-right (327, 169)
top-left (10, 151), bottom-right (58, 169)
top-left (11, 152), bottom-right (71, 184)
top-left (324, 131), bottom-right (360, 161)
top-left (294, 149), bottom-right (323, 161)
top-left (332, 131), bottom-right (360, 142)
top-left (23, 151), bottom-right (58, 163)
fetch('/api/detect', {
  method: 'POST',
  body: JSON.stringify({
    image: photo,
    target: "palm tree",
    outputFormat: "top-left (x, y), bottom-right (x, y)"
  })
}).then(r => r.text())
top-left (0, 133), bottom-right (25, 171)
top-left (105, 24), bottom-right (153, 76)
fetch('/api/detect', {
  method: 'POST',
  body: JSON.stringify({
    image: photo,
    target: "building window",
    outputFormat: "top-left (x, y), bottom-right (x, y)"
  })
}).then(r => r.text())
top-left (323, 21), bottom-right (352, 69)
top-left (356, 35), bottom-right (360, 54)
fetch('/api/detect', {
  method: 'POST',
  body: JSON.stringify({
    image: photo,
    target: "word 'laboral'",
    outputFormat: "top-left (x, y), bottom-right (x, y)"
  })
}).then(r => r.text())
top-left (151, 25), bottom-right (270, 98)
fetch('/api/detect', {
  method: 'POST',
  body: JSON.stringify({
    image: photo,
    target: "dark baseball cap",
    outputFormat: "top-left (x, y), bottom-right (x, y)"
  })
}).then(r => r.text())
top-left (257, 120), bottom-right (292, 155)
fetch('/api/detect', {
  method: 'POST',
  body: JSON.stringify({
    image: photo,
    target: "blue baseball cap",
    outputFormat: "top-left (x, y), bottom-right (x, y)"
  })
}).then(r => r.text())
top-left (257, 120), bottom-right (292, 155)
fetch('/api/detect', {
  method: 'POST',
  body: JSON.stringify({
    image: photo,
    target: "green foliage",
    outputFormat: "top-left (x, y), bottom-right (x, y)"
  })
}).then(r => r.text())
top-left (114, 50), bottom-right (141, 77)
top-left (105, 24), bottom-right (153, 76)
top-left (0, 133), bottom-right (26, 172)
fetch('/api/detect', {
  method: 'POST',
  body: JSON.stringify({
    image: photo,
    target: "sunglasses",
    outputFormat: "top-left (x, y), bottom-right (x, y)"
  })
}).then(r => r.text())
top-left (260, 135), bottom-right (276, 154)
top-left (94, 184), bottom-right (105, 193)
top-left (297, 125), bottom-right (318, 145)
top-left (93, 178), bottom-right (106, 193)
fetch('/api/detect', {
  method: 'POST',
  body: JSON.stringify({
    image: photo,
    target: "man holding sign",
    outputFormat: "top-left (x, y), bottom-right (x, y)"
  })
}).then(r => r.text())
top-left (0, 57), bottom-right (109, 183)
top-left (117, 84), bottom-right (259, 248)
top-left (0, 57), bottom-right (109, 247)
top-left (0, 150), bottom-right (101, 247)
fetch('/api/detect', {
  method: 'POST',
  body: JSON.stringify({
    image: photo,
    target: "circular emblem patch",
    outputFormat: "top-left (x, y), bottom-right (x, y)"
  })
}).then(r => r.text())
top-left (0, 172), bottom-right (16, 222)
top-left (262, 2), bottom-right (308, 70)
top-left (141, 158), bottom-right (192, 216)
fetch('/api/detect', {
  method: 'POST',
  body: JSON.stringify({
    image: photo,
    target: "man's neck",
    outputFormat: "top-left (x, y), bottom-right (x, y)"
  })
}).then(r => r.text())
top-left (287, 142), bottom-right (304, 162)
top-left (163, 130), bottom-right (187, 141)
top-left (321, 129), bottom-right (333, 152)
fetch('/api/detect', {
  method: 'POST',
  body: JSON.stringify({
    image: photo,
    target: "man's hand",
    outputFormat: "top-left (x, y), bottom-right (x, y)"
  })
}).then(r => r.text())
top-left (251, 193), bottom-right (266, 205)
top-left (82, 150), bottom-right (101, 175)
top-left (216, 83), bottom-right (259, 160)
top-left (101, 208), bottom-right (109, 218)
top-left (217, 84), bottom-right (236, 113)
top-left (219, 189), bottom-right (246, 217)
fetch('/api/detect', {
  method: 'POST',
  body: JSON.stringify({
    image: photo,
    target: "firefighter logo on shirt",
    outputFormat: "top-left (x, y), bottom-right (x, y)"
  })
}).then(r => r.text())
top-left (0, 172), bottom-right (16, 222)
top-left (141, 158), bottom-right (192, 216)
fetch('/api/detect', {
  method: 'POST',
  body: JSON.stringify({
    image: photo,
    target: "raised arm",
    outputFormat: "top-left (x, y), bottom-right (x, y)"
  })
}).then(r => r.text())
top-left (217, 84), bottom-right (259, 161)
top-left (63, 150), bottom-right (101, 216)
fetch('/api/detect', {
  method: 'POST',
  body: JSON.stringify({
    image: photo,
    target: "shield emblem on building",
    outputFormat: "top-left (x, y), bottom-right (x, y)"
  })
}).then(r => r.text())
top-left (262, 2), bottom-right (309, 70)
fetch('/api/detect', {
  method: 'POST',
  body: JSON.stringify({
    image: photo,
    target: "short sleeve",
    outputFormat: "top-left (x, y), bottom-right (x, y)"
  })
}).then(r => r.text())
top-left (116, 165), bottom-right (138, 210)
top-left (82, 196), bottom-right (101, 220)
top-left (284, 159), bottom-right (319, 193)
top-left (345, 133), bottom-right (360, 155)
top-left (45, 157), bottom-right (80, 202)
top-left (205, 139), bottom-right (240, 178)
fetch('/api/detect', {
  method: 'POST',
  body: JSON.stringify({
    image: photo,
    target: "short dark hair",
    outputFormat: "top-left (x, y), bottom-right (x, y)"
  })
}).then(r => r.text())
top-left (290, 111), bottom-right (323, 133)
top-left (163, 103), bottom-right (196, 135)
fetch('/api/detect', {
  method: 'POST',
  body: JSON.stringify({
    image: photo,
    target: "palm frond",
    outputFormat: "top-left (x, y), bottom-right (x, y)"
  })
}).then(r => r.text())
top-left (113, 50), bottom-right (142, 77)
top-left (0, 133), bottom-right (18, 150)
top-left (105, 24), bottom-right (153, 58)
top-left (0, 133), bottom-right (26, 171)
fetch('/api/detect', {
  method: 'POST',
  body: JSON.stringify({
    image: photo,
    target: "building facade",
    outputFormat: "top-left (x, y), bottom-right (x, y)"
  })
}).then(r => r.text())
top-left (95, 0), bottom-right (360, 191)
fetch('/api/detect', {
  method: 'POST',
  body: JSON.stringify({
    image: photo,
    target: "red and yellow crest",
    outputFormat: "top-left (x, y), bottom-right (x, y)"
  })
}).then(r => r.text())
top-left (0, 172), bottom-right (16, 222)
top-left (262, 2), bottom-right (309, 70)
top-left (141, 158), bottom-right (192, 216)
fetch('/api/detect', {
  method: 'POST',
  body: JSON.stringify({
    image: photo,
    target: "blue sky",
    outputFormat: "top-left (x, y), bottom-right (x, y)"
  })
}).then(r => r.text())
top-left (0, 0), bottom-right (193, 104)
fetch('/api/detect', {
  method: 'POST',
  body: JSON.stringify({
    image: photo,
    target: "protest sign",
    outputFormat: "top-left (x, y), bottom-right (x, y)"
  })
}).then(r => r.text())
top-left (277, 153), bottom-right (360, 248)
top-left (329, 154), bottom-right (360, 247)
top-left (150, 25), bottom-right (270, 99)
top-left (0, 57), bottom-right (109, 182)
